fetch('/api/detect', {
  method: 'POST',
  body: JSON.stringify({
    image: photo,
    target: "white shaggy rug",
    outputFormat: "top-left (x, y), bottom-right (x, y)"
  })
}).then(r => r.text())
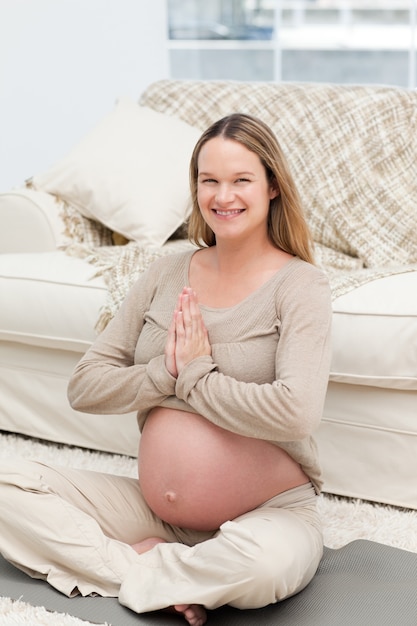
top-left (1, 431), bottom-right (417, 626)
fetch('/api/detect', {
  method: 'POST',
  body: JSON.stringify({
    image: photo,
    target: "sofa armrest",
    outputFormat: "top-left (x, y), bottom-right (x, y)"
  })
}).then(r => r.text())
top-left (0, 188), bottom-right (69, 253)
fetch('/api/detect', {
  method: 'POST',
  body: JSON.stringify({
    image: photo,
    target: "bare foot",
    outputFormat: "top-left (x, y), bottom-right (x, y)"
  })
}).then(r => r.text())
top-left (130, 538), bottom-right (207, 625)
top-left (172, 604), bottom-right (207, 626)
top-left (131, 536), bottom-right (167, 554)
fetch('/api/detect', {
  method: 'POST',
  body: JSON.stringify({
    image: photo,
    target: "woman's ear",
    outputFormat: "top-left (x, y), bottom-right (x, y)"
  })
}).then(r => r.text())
top-left (269, 179), bottom-right (280, 200)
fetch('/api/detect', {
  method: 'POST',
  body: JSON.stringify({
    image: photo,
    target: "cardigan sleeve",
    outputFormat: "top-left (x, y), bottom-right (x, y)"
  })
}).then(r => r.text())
top-left (67, 262), bottom-right (176, 415)
top-left (175, 271), bottom-right (332, 443)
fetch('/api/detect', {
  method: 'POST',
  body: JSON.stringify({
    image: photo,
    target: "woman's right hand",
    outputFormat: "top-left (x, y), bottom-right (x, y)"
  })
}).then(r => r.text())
top-left (165, 288), bottom-right (211, 378)
top-left (174, 288), bottom-right (211, 374)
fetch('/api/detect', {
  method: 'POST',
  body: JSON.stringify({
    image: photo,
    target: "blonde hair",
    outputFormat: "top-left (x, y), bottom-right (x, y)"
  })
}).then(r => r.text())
top-left (188, 113), bottom-right (314, 264)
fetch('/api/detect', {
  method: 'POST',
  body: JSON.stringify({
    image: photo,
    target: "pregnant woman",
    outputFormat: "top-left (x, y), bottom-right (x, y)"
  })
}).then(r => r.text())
top-left (0, 113), bottom-right (332, 626)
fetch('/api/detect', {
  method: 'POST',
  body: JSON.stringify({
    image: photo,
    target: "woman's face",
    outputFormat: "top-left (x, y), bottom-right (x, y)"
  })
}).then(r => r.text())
top-left (196, 136), bottom-right (278, 244)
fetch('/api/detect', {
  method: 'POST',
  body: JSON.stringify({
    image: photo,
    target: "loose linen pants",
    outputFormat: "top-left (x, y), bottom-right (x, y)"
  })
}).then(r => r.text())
top-left (0, 459), bottom-right (323, 614)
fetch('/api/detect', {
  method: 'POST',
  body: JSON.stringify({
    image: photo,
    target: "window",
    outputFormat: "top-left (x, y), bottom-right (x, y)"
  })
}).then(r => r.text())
top-left (167, 0), bottom-right (417, 88)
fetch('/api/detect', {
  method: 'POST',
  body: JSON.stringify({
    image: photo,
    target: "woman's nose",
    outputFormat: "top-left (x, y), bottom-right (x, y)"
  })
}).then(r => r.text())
top-left (215, 183), bottom-right (234, 205)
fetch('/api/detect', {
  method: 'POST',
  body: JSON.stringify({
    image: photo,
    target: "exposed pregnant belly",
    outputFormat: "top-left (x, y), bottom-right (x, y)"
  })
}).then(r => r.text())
top-left (138, 407), bottom-right (309, 531)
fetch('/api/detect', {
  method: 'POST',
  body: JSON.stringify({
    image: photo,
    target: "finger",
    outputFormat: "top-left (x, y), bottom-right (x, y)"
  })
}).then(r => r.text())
top-left (175, 309), bottom-right (185, 339)
top-left (176, 291), bottom-right (184, 312)
top-left (188, 290), bottom-right (209, 343)
top-left (179, 293), bottom-right (193, 334)
top-left (187, 289), bottom-right (200, 319)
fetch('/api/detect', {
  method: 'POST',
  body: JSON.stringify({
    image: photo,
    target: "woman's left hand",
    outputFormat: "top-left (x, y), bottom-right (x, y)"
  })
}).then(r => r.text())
top-left (174, 287), bottom-right (211, 374)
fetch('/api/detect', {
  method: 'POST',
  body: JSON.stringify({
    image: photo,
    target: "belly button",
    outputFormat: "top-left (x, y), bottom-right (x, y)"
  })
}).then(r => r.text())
top-left (165, 490), bottom-right (177, 503)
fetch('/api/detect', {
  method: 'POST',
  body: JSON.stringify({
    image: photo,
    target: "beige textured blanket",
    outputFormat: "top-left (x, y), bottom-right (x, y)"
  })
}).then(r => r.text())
top-left (62, 80), bottom-right (417, 332)
top-left (63, 207), bottom-right (415, 334)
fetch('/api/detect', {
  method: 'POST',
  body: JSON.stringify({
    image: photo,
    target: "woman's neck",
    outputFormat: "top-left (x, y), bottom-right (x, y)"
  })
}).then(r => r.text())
top-left (210, 238), bottom-right (278, 277)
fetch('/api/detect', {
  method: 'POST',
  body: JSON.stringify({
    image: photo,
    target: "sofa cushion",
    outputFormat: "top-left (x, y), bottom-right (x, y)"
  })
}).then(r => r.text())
top-left (330, 270), bottom-right (417, 390)
top-left (0, 252), bottom-right (107, 351)
top-left (30, 99), bottom-right (202, 247)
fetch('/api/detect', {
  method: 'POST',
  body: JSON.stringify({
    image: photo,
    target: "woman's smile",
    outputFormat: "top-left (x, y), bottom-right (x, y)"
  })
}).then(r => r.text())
top-left (213, 208), bottom-right (245, 217)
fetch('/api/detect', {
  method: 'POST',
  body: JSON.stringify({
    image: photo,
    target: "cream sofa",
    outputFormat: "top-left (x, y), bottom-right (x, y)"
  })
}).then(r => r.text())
top-left (1, 79), bottom-right (416, 509)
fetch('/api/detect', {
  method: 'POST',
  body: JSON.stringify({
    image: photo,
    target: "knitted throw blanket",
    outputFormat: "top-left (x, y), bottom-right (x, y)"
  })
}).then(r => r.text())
top-left (63, 205), bottom-right (416, 334)
top-left (62, 80), bottom-right (417, 332)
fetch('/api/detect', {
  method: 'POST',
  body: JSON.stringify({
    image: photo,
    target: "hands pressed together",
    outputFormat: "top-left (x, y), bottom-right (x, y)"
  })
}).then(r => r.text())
top-left (165, 287), bottom-right (211, 379)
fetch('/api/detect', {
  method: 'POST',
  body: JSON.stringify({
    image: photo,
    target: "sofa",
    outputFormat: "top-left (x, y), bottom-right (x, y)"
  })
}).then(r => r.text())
top-left (1, 79), bottom-right (416, 509)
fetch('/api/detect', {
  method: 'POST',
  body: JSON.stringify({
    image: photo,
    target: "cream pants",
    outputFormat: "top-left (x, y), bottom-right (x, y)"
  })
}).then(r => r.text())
top-left (0, 459), bottom-right (323, 614)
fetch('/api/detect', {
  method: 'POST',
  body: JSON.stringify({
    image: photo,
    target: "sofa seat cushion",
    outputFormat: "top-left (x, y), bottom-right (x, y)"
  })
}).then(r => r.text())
top-left (330, 269), bottom-right (417, 390)
top-left (0, 252), bottom-right (107, 351)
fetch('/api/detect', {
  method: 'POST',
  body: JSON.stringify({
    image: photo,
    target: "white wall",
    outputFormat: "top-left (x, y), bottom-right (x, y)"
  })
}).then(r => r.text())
top-left (0, 0), bottom-right (169, 191)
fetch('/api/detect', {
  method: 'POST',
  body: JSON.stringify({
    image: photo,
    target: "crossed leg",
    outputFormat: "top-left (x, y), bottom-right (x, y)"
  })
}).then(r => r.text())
top-left (131, 537), bottom-right (207, 626)
top-left (0, 459), bottom-right (212, 624)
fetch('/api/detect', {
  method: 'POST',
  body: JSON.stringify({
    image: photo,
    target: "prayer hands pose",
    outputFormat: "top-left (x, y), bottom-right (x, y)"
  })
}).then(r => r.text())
top-left (165, 287), bottom-right (211, 378)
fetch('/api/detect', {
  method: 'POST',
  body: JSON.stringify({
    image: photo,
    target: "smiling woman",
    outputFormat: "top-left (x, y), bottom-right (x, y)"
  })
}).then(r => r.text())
top-left (0, 112), bottom-right (332, 626)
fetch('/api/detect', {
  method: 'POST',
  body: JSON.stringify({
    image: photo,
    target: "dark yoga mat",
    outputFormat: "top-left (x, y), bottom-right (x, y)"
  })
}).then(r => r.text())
top-left (1, 540), bottom-right (417, 625)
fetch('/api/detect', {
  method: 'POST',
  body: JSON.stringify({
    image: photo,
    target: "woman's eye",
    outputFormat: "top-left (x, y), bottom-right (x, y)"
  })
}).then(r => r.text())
top-left (236, 178), bottom-right (250, 183)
